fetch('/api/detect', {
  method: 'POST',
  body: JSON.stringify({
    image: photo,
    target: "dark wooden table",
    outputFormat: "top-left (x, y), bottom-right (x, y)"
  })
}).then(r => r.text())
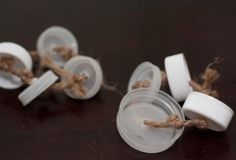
top-left (0, 0), bottom-right (235, 159)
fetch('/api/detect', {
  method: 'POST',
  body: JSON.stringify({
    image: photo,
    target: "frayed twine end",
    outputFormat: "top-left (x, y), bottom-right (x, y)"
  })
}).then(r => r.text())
top-left (190, 57), bottom-right (223, 98)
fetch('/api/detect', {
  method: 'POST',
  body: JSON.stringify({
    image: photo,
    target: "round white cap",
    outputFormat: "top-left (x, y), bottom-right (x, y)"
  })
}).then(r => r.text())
top-left (63, 55), bottom-right (103, 99)
top-left (128, 62), bottom-right (162, 92)
top-left (0, 42), bottom-right (32, 89)
top-left (182, 91), bottom-right (234, 131)
top-left (37, 26), bottom-right (78, 67)
top-left (18, 71), bottom-right (59, 106)
top-left (164, 53), bottom-right (192, 102)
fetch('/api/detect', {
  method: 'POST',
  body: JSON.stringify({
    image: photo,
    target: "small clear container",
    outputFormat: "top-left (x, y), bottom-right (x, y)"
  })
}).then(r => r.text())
top-left (0, 42), bottom-right (33, 89)
top-left (37, 26), bottom-right (78, 67)
top-left (63, 55), bottom-right (103, 99)
top-left (116, 88), bottom-right (185, 153)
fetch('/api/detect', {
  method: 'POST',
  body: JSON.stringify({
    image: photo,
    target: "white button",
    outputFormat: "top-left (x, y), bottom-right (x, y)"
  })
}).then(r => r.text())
top-left (182, 92), bottom-right (234, 131)
top-left (18, 71), bottom-right (59, 106)
top-left (165, 53), bottom-right (192, 101)
top-left (128, 62), bottom-right (162, 92)
top-left (37, 26), bottom-right (78, 67)
top-left (0, 42), bottom-right (32, 89)
top-left (63, 55), bottom-right (103, 99)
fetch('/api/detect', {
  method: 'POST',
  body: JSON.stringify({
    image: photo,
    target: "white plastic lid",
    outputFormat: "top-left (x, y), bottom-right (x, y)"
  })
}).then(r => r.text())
top-left (63, 55), bottom-right (103, 99)
top-left (18, 71), bottom-right (59, 106)
top-left (37, 26), bottom-right (78, 67)
top-left (128, 62), bottom-right (162, 92)
top-left (0, 42), bottom-right (33, 89)
top-left (117, 89), bottom-right (184, 153)
top-left (182, 91), bottom-right (234, 131)
top-left (164, 53), bottom-right (192, 102)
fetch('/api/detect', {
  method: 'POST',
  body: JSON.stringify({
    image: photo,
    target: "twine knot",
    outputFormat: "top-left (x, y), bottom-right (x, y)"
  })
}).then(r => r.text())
top-left (41, 56), bottom-right (87, 97)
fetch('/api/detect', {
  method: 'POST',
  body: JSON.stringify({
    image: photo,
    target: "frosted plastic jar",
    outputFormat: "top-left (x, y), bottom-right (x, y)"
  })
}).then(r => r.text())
top-left (0, 42), bottom-right (32, 89)
top-left (63, 55), bottom-right (103, 99)
top-left (116, 88), bottom-right (185, 153)
top-left (37, 26), bottom-right (78, 67)
top-left (128, 62), bottom-right (162, 92)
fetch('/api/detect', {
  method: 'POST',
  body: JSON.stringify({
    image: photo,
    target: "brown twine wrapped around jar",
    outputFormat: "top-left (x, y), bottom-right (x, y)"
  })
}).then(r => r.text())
top-left (29, 46), bottom-right (75, 63)
top-left (31, 46), bottom-right (123, 96)
top-left (52, 46), bottom-right (75, 61)
top-left (29, 46), bottom-right (87, 97)
top-left (0, 51), bottom-right (87, 98)
top-left (144, 115), bottom-right (208, 129)
top-left (40, 56), bottom-right (87, 97)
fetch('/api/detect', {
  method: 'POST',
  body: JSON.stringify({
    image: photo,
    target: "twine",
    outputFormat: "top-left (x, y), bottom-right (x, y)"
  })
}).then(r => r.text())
top-left (29, 50), bottom-right (40, 61)
top-left (132, 80), bottom-right (151, 89)
top-left (30, 46), bottom-right (75, 62)
top-left (40, 56), bottom-right (87, 97)
top-left (0, 48), bottom-right (87, 97)
top-left (189, 57), bottom-right (222, 98)
top-left (0, 56), bottom-right (33, 85)
top-left (30, 48), bottom-right (109, 97)
top-left (132, 71), bottom-right (167, 89)
top-left (52, 46), bottom-right (75, 61)
top-left (144, 115), bottom-right (208, 129)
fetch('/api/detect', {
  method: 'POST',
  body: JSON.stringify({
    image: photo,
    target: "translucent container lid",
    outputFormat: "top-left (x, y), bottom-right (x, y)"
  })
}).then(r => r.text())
top-left (128, 62), bottom-right (162, 92)
top-left (0, 42), bottom-right (32, 89)
top-left (37, 26), bottom-right (78, 67)
top-left (63, 55), bottom-right (103, 99)
top-left (116, 88), bottom-right (185, 153)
